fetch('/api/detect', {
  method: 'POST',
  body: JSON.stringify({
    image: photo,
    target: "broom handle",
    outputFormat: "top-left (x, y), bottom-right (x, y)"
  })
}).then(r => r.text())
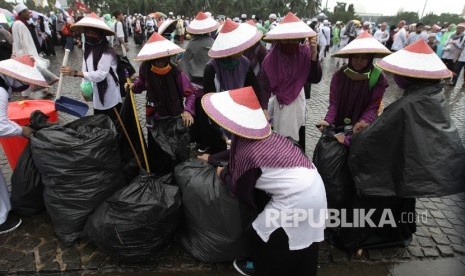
top-left (55, 49), bottom-right (70, 100)
top-left (127, 77), bottom-right (151, 173)
top-left (113, 107), bottom-right (143, 170)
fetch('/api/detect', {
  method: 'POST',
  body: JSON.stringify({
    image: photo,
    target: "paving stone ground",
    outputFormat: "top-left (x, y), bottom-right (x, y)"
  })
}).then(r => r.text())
top-left (0, 40), bottom-right (464, 275)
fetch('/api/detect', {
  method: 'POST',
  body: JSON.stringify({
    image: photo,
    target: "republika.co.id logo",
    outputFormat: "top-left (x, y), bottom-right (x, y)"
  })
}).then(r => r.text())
top-left (264, 208), bottom-right (428, 228)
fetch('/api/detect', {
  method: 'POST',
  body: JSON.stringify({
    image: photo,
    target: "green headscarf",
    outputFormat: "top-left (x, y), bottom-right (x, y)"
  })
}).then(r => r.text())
top-left (440, 24), bottom-right (456, 46)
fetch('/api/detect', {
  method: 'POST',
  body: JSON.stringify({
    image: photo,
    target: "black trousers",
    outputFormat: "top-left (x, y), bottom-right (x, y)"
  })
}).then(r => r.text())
top-left (251, 228), bottom-right (319, 276)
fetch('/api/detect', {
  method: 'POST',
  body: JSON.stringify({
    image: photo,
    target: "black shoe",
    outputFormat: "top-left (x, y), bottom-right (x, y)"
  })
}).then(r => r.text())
top-left (0, 213), bottom-right (22, 235)
top-left (233, 259), bottom-right (256, 276)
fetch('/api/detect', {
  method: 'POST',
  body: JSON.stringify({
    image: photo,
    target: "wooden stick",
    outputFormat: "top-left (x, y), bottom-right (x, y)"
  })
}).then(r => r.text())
top-left (127, 79), bottom-right (150, 173)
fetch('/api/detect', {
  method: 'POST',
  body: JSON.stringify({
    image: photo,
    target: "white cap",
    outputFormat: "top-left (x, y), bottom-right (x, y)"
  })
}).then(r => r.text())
top-left (233, 17), bottom-right (240, 22)
top-left (169, 12), bottom-right (174, 16)
top-left (14, 3), bottom-right (28, 14)
top-left (205, 11), bottom-right (212, 18)
top-left (311, 17), bottom-right (317, 22)
top-left (241, 14), bottom-right (247, 19)
top-left (269, 13), bottom-right (277, 20)
top-left (323, 19), bottom-right (329, 25)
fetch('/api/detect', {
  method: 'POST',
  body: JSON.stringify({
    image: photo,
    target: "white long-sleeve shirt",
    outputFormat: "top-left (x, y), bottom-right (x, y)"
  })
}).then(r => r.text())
top-left (391, 28), bottom-right (407, 51)
top-left (82, 52), bottom-right (121, 110)
top-left (374, 29), bottom-right (389, 44)
top-left (0, 87), bottom-right (22, 137)
top-left (11, 20), bottom-right (39, 57)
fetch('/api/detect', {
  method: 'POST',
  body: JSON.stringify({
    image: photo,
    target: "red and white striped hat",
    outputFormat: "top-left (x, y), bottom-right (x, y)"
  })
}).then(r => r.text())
top-left (264, 12), bottom-right (316, 40)
top-left (71, 12), bottom-right (114, 36)
top-left (333, 32), bottom-right (391, 58)
top-left (186, 11), bottom-right (220, 34)
top-left (157, 19), bottom-right (178, 35)
top-left (0, 55), bottom-right (49, 87)
top-left (135, 32), bottom-right (185, 61)
top-left (376, 39), bottom-right (452, 79)
top-left (201, 86), bottom-right (271, 140)
top-left (208, 19), bottom-right (262, 58)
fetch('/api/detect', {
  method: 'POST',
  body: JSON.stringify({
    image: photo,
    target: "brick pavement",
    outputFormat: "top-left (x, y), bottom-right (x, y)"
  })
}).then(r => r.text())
top-left (0, 43), bottom-right (464, 275)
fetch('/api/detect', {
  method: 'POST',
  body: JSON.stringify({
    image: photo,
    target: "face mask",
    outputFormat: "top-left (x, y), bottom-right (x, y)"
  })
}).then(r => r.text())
top-left (394, 74), bottom-right (410, 89)
top-left (279, 43), bottom-right (299, 55)
top-left (85, 36), bottom-right (101, 45)
top-left (218, 57), bottom-right (240, 70)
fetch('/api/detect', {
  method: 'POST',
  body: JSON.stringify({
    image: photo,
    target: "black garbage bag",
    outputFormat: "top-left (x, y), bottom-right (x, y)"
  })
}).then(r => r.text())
top-left (174, 159), bottom-right (255, 263)
top-left (30, 115), bottom-right (125, 246)
top-left (313, 128), bottom-right (353, 209)
top-left (335, 196), bottom-right (416, 251)
top-left (10, 111), bottom-right (56, 216)
top-left (148, 116), bottom-right (190, 175)
top-left (10, 144), bottom-right (44, 216)
top-left (83, 172), bottom-right (181, 262)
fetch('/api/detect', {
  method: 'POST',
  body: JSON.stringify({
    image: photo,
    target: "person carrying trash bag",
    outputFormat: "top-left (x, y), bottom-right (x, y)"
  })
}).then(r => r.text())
top-left (198, 86), bottom-right (327, 276)
top-left (84, 81), bottom-right (181, 262)
top-left (343, 40), bottom-right (465, 255)
top-left (314, 32), bottom-right (391, 211)
top-left (126, 32), bottom-right (194, 176)
top-left (0, 55), bottom-right (46, 234)
top-left (60, 13), bottom-right (122, 123)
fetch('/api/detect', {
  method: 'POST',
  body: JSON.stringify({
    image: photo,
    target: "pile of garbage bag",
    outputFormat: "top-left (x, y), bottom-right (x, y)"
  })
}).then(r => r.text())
top-left (30, 115), bottom-right (125, 246)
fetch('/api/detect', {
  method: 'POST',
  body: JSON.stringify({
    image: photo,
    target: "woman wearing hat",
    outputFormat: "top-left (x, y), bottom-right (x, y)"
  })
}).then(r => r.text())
top-left (61, 13), bottom-right (122, 122)
top-left (346, 39), bottom-right (465, 254)
top-left (201, 19), bottom-right (263, 153)
top-left (200, 86), bottom-right (327, 276)
top-left (315, 32), bottom-right (391, 253)
top-left (128, 32), bottom-right (195, 175)
top-left (179, 12), bottom-right (219, 153)
top-left (260, 12), bottom-right (321, 150)
top-left (318, 32), bottom-right (391, 145)
top-left (0, 56), bottom-right (48, 234)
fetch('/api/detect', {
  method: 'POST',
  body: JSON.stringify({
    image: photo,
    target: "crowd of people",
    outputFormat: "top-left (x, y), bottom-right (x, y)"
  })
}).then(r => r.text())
top-left (1, 3), bottom-right (465, 276)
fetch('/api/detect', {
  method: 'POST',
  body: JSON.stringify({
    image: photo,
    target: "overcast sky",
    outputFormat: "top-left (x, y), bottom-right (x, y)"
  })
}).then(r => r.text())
top-left (324, 0), bottom-right (464, 16)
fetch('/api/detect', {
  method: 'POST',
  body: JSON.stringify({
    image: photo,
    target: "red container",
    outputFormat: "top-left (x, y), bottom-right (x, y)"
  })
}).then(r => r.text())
top-left (0, 100), bottom-right (57, 170)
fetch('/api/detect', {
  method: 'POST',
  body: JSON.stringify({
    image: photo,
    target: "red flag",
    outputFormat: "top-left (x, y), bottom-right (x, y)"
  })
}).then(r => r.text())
top-left (75, 1), bottom-right (90, 13)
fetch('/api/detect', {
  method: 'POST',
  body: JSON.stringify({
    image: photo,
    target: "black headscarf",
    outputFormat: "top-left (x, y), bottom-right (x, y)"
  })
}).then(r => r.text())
top-left (143, 60), bottom-right (184, 117)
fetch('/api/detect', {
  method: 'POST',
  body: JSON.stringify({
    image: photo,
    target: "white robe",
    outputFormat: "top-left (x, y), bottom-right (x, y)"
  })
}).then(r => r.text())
top-left (11, 20), bottom-right (39, 57)
top-left (0, 83), bottom-right (23, 224)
